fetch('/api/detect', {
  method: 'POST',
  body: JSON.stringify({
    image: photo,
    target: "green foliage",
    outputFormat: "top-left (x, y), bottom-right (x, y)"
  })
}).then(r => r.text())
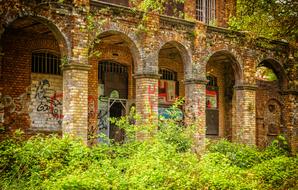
top-left (229, 0), bottom-right (298, 42)
top-left (0, 118), bottom-right (297, 189)
top-left (130, 0), bottom-right (185, 15)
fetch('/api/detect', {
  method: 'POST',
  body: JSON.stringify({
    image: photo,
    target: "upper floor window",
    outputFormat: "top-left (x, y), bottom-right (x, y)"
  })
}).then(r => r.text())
top-left (196, 0), bottom-right (216, 24)
top-left (32, 51), bottom-right (61, 75)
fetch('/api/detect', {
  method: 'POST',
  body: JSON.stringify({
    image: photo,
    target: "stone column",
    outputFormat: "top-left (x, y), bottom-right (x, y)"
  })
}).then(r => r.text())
top-left (185, 79), bottom-right (208, 150)
top-left (62, 64), bottom-right (91, 144)
top-left (283, 91), bottom-right (298, 154)
top-left (134, 74), bottom-right (160, 125)
top-left (234, 84), bottom-right (257, 145)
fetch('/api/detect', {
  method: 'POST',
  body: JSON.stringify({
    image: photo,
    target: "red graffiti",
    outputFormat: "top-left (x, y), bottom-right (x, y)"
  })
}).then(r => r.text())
top-left (50, 93), bottom-right (63, 119)
top-left (147, 84), bottom-right (157, 115)
top-left (88, 95), bottom-right (98, 119)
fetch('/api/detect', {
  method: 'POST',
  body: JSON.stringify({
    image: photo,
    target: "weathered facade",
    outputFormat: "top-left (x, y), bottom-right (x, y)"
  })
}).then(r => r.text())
top-left (0, 0), bottom-right (297, 152)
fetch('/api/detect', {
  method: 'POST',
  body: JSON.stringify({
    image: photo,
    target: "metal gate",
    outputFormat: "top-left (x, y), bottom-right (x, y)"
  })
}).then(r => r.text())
top-left (98, 98), bottom-right (127, 142)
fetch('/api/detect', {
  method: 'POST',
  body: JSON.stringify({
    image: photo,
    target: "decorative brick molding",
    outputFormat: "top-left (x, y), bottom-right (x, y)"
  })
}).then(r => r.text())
top-left (133, 73), bottom-right (161, 79)
top-left (61, 64), bottom-right (91, 71)
top-left (184, 78), bottom-right (208, 85)
top-left (234, 84), bottom-right (258, 91)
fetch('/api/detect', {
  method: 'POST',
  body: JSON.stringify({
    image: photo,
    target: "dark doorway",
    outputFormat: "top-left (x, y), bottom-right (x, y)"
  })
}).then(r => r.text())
top-left (109, 102), bottom-right (125, 143)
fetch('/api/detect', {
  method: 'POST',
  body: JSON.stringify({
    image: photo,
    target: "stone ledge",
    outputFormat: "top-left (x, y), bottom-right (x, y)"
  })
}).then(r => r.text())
top-left (234, 84), bottom-right (258, 91)
top-left (160, 15), bottom-right (196, 28)
top-left (133, 73), bottom-right (161, 79)
top-left (282, 90), bottom-right (298, 95)
top-left (207, 25), bottom-right (245, 37)
top-left (185, 78), bottom-right (208, 85)
top-left (61, 64), bottom-right (91, 71)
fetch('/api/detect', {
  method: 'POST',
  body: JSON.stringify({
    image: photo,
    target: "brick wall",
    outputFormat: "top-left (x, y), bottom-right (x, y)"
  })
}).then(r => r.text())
top-left (256, 80), bottom-right (283, 147)
top-left (0, 30), bottom-right (61, 136)
top-left (30, 73), bottom-right (63, 132)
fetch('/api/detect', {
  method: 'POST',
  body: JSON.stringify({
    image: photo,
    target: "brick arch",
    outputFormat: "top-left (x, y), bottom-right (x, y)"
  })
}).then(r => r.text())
top-left (206, 50), bottom-right (243, 85)
top-left (1, 13), bottom-right (71, 59)
top-left (93, 30), bottom-right (142, 74)
top-left (158, 40), bottom-right (192, 80)
top-left (257, 58), bottom-right (288, 90)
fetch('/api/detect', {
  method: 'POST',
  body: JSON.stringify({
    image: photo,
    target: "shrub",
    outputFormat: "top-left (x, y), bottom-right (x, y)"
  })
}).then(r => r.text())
top-left (0, 112), bottom-right (297, 189)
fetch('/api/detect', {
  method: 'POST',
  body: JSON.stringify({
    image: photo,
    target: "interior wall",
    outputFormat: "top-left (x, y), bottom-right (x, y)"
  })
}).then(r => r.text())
top-left (0, 24), bottom-right (61, 135)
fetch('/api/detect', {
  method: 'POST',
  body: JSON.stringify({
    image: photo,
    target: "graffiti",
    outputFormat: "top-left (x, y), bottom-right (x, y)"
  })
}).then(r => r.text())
top-left (50, 93), bottom-right (63, 120)
top-left (0, 92), bottom-right (29, 123)
top-left (88, 96), bottom-right (97, 119)
top-left (147, 83), bottom-right (157, 115)
top-left (33, 79), bottom-right (63, 126)
top-left (158, 80), bottom-right (177, 104)
top-left (98, 110), bottom-right (108, 130)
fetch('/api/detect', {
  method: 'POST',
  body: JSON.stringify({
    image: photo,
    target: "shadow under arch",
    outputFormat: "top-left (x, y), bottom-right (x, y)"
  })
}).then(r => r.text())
top-left (205, 50), bottom-right (243, 141)
top-left (1, 15), bottom-right (71, 59)
top-left (158, 40), bottom-right (192, 79)
top-left (207, 50), bottom-right (243, 85)
top-left (92, 30), bottom-right (143, 74)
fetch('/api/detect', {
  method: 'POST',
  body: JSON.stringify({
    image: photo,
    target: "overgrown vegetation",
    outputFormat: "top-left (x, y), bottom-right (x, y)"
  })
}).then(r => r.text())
top-left (229, 0), bottom-right (298, 42)
top-left (1, 112), bottom-right (297, 189)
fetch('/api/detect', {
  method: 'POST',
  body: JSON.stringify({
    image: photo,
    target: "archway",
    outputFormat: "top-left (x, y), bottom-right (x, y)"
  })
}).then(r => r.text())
top-left (89, 31), bottom-right (140, 143)
top-left (0, 16), bottom-right (66, 136)
top-left (255, 59), bottom-right (286, 147)
top-left (205, 50), bottom-right (242, 140)
top-left (158, 42), bottom-right (187, 120)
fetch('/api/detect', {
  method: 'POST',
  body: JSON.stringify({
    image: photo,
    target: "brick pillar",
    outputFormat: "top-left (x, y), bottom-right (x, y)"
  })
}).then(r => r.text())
top-left (234, 84), bottom-right (257, 145)
top-left (185, 79), bottom-right (208, 150)
top-left (134, 74), bottom-right (160, 125)
top-left (62, 64), bottom-right (91, 143)
top-left (283, 91), bottom-right (298, 154)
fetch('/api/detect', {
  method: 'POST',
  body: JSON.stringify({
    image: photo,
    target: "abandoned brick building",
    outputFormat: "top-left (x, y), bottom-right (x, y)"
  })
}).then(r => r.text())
top-left (0, 0), bottom-right (297, 151)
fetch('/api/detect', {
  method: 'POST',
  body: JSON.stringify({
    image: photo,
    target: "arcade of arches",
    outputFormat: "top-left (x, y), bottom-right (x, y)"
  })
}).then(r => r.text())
top-left (0, 1), bottom-right (297, 152)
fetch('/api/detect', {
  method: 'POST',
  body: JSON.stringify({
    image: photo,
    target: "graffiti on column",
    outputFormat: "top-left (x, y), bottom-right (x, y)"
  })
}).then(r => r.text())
top-left (88, 96), bottom-right (97, 119)
top-left (147, 83), bottom-right (157, 115)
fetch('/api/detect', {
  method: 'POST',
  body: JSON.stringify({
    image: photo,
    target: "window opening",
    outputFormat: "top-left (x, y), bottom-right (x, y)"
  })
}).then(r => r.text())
top-left (196, 0), bottom-right (216, 24)
top-left (32, 51), bottom-right (61, 75)
top-left (159, 68), bottom-right (177, 81)
top-left (98, 61), bottom-right (128, 84)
